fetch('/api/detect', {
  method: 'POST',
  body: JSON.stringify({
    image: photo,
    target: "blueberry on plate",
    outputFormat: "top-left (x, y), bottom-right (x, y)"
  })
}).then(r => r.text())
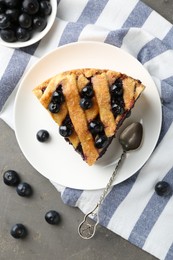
top-left (36, 129), bottom-right (49, 142)
top-left (155, 181), bottom-right (172, 196)
top-left (3, 170), bottom-right (20, 186)
top-left (10, 223), bottom-right (27, 239)
top-left (16, 182), bottom-right (32, 197)
top-left (45, 210), bottom-right (61, 225)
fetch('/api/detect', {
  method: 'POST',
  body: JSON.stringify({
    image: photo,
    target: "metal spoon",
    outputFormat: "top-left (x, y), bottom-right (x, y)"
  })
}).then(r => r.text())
top-left (78, 122), bottom-right (143, 239)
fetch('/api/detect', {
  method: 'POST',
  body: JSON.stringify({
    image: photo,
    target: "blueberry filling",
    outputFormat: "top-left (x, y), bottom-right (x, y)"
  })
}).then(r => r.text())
top-left (81, 84), bottom-right (94, 99)
top-left (88, 119), bottom-right (104, 135)
top-left (48, 102), bottom-right (60, 113)
top-left (110, 78), bottom-right (125, 118)
top-left (48, 85), bottom-right (64, 113)
top-left (111, 103), bottom-right (124, 117)
top-left (95, 135), bottom-right (109, 149)
top-left (59, 115), bottom-right (74, 138)
top-left (51, 85), bottom-right (64, 104)
top-left (59, 124), bottom-right (73, 137)
top-left (80, 97), bottom-right (93, 110)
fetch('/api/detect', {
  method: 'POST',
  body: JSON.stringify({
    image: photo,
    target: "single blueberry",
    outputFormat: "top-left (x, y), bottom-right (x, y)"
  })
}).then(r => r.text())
top-left (16, 182), bottom-right (32, 197)
top-left (3, 170), bottom-right (20, 186)
top-left (36, 129), bottom-right (49, 142)
top-left (10, 223), bottom-right (27, 239)
top-left (45, 210), bottom-right (61, 225)
top-left (155, 181), bottom-right (172, 196)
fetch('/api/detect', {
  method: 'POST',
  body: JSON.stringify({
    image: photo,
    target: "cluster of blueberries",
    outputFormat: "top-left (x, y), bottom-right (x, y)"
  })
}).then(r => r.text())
top-left (3, 170), bottom-right (61, 239)
top-left (0, 0), bottom-right (52, 42)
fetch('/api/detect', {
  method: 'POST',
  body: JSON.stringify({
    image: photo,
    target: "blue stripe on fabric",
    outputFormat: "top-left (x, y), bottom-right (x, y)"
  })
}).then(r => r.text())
top-left (58, 0), bottom-right (109, 46)
top-left (163, 27), bottom-right (173, 50)
top-left (61, 187), bottom-right (83, 206)
top-left (105, 1), bottom-right (151, 48)
top-left (0, 50), bottom-right (32, 111)
top-left (165, 243), bottom-right (173, 260)
top-left (105, 29), bottom-right (129, 48)
top-left (20, 42), bottom-right (39, 56)
top-left (122, 1), bottom-right (152, 28)
top-left (128, 167), bottom-right (173, 248)
top-left (137, 38), bottom-right (169, 64)
top-left (98, 171), bottom-right (139, 227)
top-left (159, 77), bottom-right (173, 142)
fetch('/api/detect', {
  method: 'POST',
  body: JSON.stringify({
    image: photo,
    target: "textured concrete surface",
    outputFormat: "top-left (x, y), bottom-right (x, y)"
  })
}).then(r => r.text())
top-left (0, 1), bottom-right (172, 259)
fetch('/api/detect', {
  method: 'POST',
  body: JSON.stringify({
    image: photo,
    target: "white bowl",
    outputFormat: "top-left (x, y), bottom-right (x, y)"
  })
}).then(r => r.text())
top-left (0, 0), bottom-right (57, 48)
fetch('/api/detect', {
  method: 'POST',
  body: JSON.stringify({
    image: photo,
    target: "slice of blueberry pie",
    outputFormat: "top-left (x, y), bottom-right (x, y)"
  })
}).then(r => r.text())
top-left (33, 69), bottom-right (145, 166)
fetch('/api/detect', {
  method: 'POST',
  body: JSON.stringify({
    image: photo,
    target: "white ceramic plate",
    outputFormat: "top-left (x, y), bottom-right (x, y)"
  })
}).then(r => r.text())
top-left (14, 41), bottom-right (162, 190)
top-left (0, 0), bottom-right (57, 48)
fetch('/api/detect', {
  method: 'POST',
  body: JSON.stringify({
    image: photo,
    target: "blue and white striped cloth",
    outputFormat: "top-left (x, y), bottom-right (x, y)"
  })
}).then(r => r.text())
top-left (0, 1), bottom-right (173, 259)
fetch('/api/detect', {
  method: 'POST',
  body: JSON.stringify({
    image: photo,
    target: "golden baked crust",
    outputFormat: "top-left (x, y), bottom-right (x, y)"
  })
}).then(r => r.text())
top-left (33, 68), bottom-right (145, 166)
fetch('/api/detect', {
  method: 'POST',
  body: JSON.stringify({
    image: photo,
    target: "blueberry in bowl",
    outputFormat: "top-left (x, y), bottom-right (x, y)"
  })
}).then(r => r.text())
top-left (0, 0), bottom-right (57, 48)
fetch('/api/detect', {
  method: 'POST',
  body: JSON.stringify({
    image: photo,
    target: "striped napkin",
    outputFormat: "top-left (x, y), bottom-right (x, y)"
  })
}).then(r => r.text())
top-left (0, 0), bottom-right (173, 259)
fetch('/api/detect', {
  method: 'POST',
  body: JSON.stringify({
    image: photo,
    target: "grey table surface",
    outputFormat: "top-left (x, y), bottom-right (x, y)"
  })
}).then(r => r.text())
top-left (0, 1), bottom-right (172, 260)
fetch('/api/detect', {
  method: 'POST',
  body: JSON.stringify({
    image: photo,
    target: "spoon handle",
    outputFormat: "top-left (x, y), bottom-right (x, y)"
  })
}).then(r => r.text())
top-left (78, 151), bottom-right (126, 239)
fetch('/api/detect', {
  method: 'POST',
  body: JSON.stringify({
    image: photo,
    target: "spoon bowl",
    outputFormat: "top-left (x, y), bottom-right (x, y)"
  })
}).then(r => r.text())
top-left (119, 122), bottom-right (143, 151)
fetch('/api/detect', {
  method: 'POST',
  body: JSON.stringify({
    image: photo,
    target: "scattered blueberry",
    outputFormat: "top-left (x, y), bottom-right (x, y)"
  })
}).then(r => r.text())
top-left (16, 182), bottom-right (32, 197)
top-left (3, 170), bottom-right (20, 186)
top-left (155, 181), bottom-right (172, 197)
top-left (80, 97), bottom-right (93, 110)
top-left (81, 85), bottom-right (94, 99)
top-left (95, 135), bottom-right (109, 149)
top-left (45, 210), bottom-right (61, 225)
top-left (89, 120), bottom-right (104, 135)
top-left (36, 129), bottom-right (49, 142)
top-left (59, 125), bottom-right (73, 137)
top-left (10, 223), bottom-right (27, 239)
